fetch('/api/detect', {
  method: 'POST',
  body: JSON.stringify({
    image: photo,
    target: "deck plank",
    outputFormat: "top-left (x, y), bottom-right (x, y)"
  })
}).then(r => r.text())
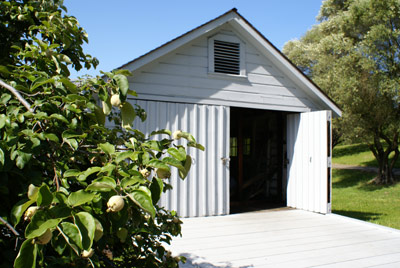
top-left (168, 209), bottom-right (400, 268)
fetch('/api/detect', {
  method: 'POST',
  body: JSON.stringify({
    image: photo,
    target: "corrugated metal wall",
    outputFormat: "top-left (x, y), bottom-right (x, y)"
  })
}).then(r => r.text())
top-left (286, 111), bottom-right (331, 214)
top-left (131, 100), bottom-right (230, 217)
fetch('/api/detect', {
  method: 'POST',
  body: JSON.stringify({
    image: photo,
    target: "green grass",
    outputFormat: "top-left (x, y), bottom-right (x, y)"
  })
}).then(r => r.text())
top-left (333, 143), bottom-right (400, 168)
top-left (332, 169), bottom-right (400, 229)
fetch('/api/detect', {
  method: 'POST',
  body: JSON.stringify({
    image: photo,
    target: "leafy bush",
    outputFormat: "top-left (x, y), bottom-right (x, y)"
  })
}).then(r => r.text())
top-left (0, 0), bottom-right (203, 267)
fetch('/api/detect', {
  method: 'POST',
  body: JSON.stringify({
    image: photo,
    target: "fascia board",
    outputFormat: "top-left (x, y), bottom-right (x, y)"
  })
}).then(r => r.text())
top-left (228, 17), bottom-right (342, 117)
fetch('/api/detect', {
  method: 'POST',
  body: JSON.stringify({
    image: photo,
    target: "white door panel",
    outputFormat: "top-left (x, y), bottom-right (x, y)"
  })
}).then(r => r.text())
top-left (287, 111), bottom-right (332, 214)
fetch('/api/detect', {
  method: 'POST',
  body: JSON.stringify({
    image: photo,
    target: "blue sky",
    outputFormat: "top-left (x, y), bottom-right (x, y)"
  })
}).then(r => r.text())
top-left (64, 0), bottom-right (324, 78)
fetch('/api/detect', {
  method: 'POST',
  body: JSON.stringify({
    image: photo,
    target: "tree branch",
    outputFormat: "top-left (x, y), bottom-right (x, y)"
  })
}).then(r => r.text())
top-left (0, 79), bottom-right (33, 113)
top-left (0, 216), bottom-right (20, 237)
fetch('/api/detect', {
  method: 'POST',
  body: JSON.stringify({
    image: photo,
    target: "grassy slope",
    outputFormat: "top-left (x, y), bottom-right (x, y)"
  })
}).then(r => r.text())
top-left (332, 169), bottom-right (400, 229)
top-left (332, 144), bottom-right (400, 229)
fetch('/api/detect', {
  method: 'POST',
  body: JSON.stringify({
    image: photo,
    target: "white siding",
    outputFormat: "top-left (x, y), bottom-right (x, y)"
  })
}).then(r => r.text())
top-left (286, 111), bottom-right (331, 214)
top-left (129, 26), bottom-right (317, 113)
top-left (131, 100), bottom-right (230, 217)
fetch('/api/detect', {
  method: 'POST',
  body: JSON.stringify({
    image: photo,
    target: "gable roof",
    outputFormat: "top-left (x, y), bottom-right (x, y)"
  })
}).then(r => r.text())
top-left (120, 8), bottom-right (342, 117)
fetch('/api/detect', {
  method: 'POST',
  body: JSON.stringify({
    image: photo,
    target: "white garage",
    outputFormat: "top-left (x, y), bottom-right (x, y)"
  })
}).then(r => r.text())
top-left (121, 9), bottom-right (341, 217)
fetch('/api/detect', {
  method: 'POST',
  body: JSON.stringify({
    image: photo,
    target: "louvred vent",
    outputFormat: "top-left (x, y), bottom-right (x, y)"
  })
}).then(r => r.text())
top-left (214, 40), bottom-right (240, 75)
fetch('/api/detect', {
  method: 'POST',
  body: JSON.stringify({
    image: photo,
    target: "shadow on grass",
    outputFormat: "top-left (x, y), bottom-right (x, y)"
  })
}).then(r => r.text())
top-left (333, 169), bottom-right (375, 188)
top-left (333, 210), bottom-right (383, 222)
top-left (333, 143), bottom-right (370, 158)
top-left (358, 180), bottom-right (399, 191)
top-left (179, 253), bottom-right (253, 268)
top-left (333, 169), bottom-right (398, 191)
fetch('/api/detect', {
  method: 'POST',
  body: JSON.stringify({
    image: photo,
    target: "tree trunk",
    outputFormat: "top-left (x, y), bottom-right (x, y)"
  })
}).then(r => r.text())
top-left (370, 132), bottom-right (399, 184)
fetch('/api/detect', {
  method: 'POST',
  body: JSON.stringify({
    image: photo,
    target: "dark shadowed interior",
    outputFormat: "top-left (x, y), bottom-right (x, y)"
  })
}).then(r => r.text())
top-left (230, 107), bottom-right (287, 213)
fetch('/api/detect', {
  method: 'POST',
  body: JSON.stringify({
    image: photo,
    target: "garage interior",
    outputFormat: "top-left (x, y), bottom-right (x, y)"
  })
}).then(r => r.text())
top-left (230, 107), bottom-right (287, 213)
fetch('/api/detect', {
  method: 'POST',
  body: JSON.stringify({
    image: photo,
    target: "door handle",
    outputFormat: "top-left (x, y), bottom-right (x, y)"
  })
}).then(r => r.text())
top-left (221, 157), bottom-right (230, 166)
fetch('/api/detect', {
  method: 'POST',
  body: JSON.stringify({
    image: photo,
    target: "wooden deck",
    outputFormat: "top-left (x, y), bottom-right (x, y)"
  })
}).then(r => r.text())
top-left (168, 209), bottom-right (400, 268)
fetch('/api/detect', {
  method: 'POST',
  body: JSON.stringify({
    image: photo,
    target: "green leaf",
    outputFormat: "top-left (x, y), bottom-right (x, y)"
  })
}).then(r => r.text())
top-left (37, 184), bottom-right (53, 207)
top-left (121, 176), bottom-right (145, 189)
top-left (113, 69), bottom-right (132, 76)
top-left (60, 222), bottom-right (82, 250)
top-left (64, 138), bottom-right (78, 150)
top-left (115, 151), bottom-right (136, 163)
top-left (168, 147), bottom-right (186, 161)
top-left (52, 233), bottom-right (67, 255)
top-left (102, 99), bottom-right (112, 115)
top-left (127, 89), bottom-right (138, 97)
top-left (27, 184), bottom-right (39, 201)
top-left (143, 140), bottom-right (164, 152)
top-left (0, 94), bottom-right (11, 105)
top-left (150, 129), bottom-right (172, 137)
top-left (150, 178), bottom-right (163, 205)
top-left (128, 187), bottom-right (155, 218)
top-left (10, 198), bottom-right (35, 226)
top-left (0, 147), bottom-right (4, 166)
top-left (94, 104), bottom-right (105, 125)
top-left (30, 77), bottom-right (54, 91)
top-left (99, 142), bottom-right (115, 156)
top-left (67, 190), bottom-right (96, 207)
top-left (187, 141), bottom-right (205, 151)
top-left (162, 157), bottom-right (185, 172)
top-left (86, 177), bottom-right (116, 192)
top-left (179, 155), bottom-right (192, 179)
top-left (147, 159), bottom-right (170, 171)
top-left (50, 113), bottom-right (69, 123)
top-left (59, 78), bottom-right (77, 93)
top-left (64, 169), bottom-right (81, 178)
top-left (100, 163), bottom-right (116, 174)
top-left (121, 102), bottom-right (136, 129)
top-left (65, 94), bottom-right (87, 102)
top-left (48, 204), bottom-right (72, 219)
top-left (179, 131), bottom-right (196, 142)
top-left (98, 86), bottom-right (108, 101)
top-left (0, 114), bottom-right (7, 128)
top-left (74, 212), bottom-right (95, 250)
top-left (78, 166), bottom-right (102, 181)
top-left (43, 133), bottom-right (59, 142)
top-left (62, 130), bottom-right (87, 139)
top-left (0, 65), bottom-right (11, 76)
top-left (14, 239), bottom-right (37, 268)
top-left (16, 151), bottom-right (32, 169)
top-left (25, 211), bottom-right (60, 239)
top-left (113, 74), bottom-right (129, 101)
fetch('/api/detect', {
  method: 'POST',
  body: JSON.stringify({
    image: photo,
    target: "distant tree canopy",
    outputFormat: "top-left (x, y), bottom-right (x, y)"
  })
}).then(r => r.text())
top-left (283, 0), bottom-right (400, 184)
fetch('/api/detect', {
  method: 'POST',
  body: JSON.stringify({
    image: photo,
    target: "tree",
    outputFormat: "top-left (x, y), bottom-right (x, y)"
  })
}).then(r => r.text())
top-left (283, 0), bottom-right (400, 184)
top-left (0, 0), bottom-right (203, 267)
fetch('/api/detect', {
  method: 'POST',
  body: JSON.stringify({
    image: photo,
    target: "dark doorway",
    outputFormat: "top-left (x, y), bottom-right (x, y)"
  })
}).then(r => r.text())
top-left (230, 107), bottom-right (286, 213)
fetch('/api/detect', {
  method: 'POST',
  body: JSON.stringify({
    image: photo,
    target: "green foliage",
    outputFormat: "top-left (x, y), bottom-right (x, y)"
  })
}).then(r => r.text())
top-left (283, 0), bottom-right (400, 184)
top-left (0, 0), bottom-right (203, 267)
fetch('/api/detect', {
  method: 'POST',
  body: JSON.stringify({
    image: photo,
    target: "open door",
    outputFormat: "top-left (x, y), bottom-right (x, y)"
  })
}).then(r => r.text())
top-left (286, 111), bottom-right (332, 214)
